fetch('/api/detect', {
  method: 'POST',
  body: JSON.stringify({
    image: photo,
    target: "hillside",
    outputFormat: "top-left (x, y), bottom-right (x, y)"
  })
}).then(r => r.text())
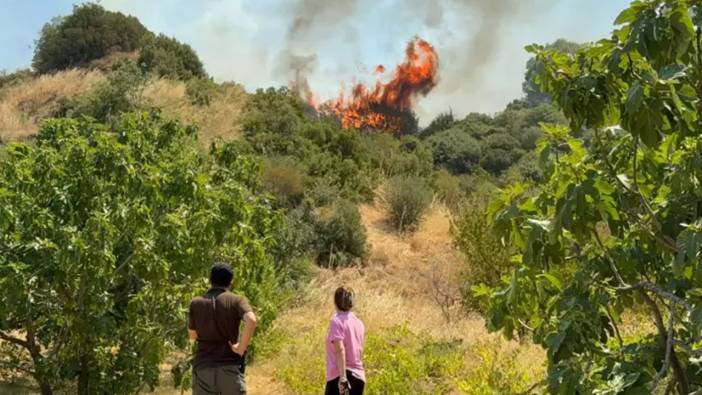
top-left (243, 199), bottom-right (543, 393)
top-left (0, 68), bottom-right (247, 146)
top-left (143, 198), bottom-right (544, 394)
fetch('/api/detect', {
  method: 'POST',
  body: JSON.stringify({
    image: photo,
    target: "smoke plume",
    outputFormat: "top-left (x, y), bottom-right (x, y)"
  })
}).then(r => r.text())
top-left (275, 0), bottom-right (556, 122)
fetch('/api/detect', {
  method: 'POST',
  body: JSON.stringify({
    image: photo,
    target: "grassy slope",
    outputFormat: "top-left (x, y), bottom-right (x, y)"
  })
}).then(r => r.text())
top-left (242, 199), bottom-right (545, 394)
top-left (0, 69), bottom-right (247, 146)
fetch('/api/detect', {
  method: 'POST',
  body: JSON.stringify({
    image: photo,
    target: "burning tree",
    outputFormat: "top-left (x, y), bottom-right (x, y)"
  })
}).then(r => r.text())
top-left (314, 36), bottom-right (439, 134)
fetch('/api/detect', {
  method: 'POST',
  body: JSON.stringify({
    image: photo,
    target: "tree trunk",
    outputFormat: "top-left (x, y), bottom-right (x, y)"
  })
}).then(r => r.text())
top-left (38, 381), bottom-right (53, 395)
top-left (78, 354), bottom-right (89, 395)
top-left (640, 290), bottom-right (690, 393)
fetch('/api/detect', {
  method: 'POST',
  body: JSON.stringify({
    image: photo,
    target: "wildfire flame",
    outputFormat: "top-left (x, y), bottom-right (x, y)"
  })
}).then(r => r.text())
top-left (314, 36), bottom-right (439, 133)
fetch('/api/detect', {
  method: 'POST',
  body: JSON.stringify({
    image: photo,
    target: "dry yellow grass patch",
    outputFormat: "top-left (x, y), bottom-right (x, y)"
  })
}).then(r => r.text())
top-left (243, 199), bottom-right (545, 393)
top-left (0, 69), bottom-right (105, 142)
top-left (143, 79), bottom-right (248, 147)
top-left (0, 69), bottom-right (248, 146)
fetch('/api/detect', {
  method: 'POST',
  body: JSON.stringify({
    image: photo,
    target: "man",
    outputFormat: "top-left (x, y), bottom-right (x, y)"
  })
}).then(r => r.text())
top-left (188, 262), bottom-right (257, 395)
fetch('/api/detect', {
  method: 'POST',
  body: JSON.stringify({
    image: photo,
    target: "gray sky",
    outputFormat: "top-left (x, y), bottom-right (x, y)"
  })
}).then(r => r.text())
top-left (3, 0), bottom-right (630, 123)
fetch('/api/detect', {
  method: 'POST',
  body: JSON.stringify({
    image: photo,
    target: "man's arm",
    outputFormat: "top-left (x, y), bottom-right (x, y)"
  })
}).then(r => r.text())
top-left (188, 300), bottom-right (198, 340)
top-left (231, 311), bottom-right (257, 356)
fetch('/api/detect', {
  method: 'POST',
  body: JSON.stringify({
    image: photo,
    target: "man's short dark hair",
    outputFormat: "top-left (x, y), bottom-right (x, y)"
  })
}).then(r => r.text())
top-left (334, 287), bottom-right (354, 311)
top-left (210, 262), bottom-right (233, 287)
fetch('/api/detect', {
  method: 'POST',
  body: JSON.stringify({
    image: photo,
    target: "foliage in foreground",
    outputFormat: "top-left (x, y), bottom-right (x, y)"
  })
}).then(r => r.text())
top-left (0, 113), bottom-right (286, 394)
top-left (484, 1), bottom-right (702, 393)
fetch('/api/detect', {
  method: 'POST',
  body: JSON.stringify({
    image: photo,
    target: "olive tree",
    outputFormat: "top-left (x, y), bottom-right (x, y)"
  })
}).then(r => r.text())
top-left (483, 1), bottom-right (702, 393)
top-left (0, 113), bottom-right (282, 394)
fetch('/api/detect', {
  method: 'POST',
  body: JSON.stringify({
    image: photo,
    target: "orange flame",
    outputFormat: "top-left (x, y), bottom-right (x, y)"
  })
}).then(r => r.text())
top-left (315, 36), bottom-right (438, 133)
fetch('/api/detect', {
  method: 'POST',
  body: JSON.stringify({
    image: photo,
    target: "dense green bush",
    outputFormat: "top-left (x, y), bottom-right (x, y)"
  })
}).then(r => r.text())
top-left (33, 4), bottom-right (150, 73)
top-left (138, 34), bottom-right (206, 80)
top-left (0, 112), bottom-right (285, 394)
top-left (385, 176), bottom-right (433, 232)
top-left (366, 133), bottom-right (433, 178)
top-left (315, 199), bottom-right (367, 267)
top-left (426, 127), bottom-right (481, 174)
top-left (421, 102), bottom-right (564, 179)
top-left (419, 110), bottom-right (454, 138)
top-left (69, 60), bottom-right (147, 122)
top-left (454, 197), bottom-right (514, 312)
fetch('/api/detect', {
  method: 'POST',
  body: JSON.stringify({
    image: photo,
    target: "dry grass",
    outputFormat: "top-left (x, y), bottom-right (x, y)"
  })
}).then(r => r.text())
top-left (0, 69), bottom-right (105, 142)
top-left (143, 79), bottom-right (248, 147)
top-left (0, 69), bottom-right (247, 146)
top-left (238, 198), bottom-right (545, 393)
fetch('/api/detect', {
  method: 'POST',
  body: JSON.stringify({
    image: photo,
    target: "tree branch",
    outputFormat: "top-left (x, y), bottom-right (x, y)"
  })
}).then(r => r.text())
top-left (592, 229), bottom-right (626, 286)
top-left (616, 281), bottom-right (693, 313)
top-left (0, 330), bottom-right (29, 349)
top-left (636, 288), bottom-right (690, 393)
top-left (651, 308), bottom-right (675, 391)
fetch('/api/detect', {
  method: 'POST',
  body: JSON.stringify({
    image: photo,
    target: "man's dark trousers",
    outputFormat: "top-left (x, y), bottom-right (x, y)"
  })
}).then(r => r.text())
top-left (192, 364), bottom-right (246, 395)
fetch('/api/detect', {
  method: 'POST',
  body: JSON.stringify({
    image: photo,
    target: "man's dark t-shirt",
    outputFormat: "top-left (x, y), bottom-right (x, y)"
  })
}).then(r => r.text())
top-left (189, 288), bottom-right (252, 368)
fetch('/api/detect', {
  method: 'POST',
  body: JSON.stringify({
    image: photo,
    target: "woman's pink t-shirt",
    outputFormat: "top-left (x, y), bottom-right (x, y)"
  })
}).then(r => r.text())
top-left (325, 311), bottom-right (366, 382)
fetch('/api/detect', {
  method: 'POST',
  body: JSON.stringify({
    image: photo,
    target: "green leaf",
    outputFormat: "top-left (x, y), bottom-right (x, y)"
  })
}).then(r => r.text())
top-left (625, 82), bottom-right (644, 114)
top-left (614, 7), bottom-right (637, 25)
top-left (540, 273), bottom-right (563, 291)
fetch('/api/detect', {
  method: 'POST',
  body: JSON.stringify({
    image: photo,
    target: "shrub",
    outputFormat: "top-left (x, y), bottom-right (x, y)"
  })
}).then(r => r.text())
top-left (384, 176), bottom-right (433, 232)
top-left (69, 60), bottom-right (147, 122)
top-left (138, 34), bottom-right (206, 80)
top-left (454, 197), bottom-right (514, 312)
top-left (518, 125), bottom-right (542, 150)
top-left (186, 78), bottom-right (217, 106)
top-left (480, 132), bottom-right (525, 176)
top-left (432, 169), bottom-right (464, 211)
top-left (308, 178), bottom-right (343, 207)
top-left (260, 157), bottom-right (306, 206)
top-left (458, 170), bottom-right (498, 198)
top-left (315, 199), bottom-right (367, 267)
top-left (458, 112), bottom-right (494, 139)
top-left (366, 133), bottom-right (433, 178)
top-left (426, 127), bottom-right (481, 174)
top-left (420, 110), bottom-right (454, 138)
top-left (32, 3), bottom-right (150, 73)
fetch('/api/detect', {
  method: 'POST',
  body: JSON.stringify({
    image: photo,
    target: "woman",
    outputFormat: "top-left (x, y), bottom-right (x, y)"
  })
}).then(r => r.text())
top-left (325, 287), bottom-right (366, 395)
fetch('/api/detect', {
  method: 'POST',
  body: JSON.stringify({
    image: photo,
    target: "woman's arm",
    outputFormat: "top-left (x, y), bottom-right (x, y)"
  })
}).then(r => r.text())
top-left (333, 340), bottom-right (347, 381)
